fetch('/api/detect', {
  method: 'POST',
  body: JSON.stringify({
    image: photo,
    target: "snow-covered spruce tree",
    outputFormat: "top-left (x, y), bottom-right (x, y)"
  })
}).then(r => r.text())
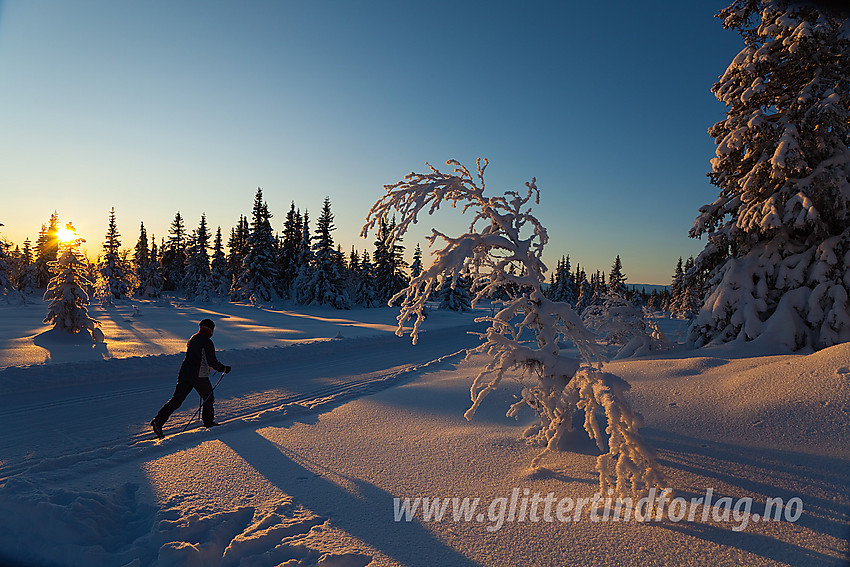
top-left (690, 1), bottom-right (850, 349)
top-left (302, 197), bottom-right (351, 309)
top-left (35, 212), bottom-right (60, 289)
top-left (161, 212), bottom-right (187, 292)
top-left (407, 242), bottom-right (430, 311)
top-left (590, 271), bottom-right (606, 307)
top-left (134, 224), bottom-right (163, 298)
top-left (183, 214), bottom-right (213, 302)
top-left (227, 215), bottom-right (249, 286)
top-left (233, 188), bottom-right (279, 304)
top-left (575, 267), bottom-right (592, 312)
top-left (346, 246), bottom-right (361, 297)
top-left (355, 250), bottom-right (378, 307)
top-left (647, 289), bottom-right (662, 312)
top-left (133, 222), bottom-right (151, 297)
top-left (363, 159), bottom-right (664, 497)
top-left (292, 209), bottom-right (315, 304)
top-left (373, 216), bottom-right (409, 305)
top-left (13, 237), bottom-right (38, 297)
top-left (436, 271), bottom-right (472, 311)
top-left (669, 257), bottom-right (685, 317)
top-left (43, 224), bottom-right (103, 341)
top-left (410, 243), bottom-right (424, 279)
top-left (349, 247), bottom-right (360, 273)
top-left (278, 202), bottom-right (303, 298)
top-left (547, 255), bottom-right (576, 305)
top-left (99, 207), bottom-right (129, 302)
top-left (388, 217), bottom-right (410, 297)
top-left (0, 225), bottom-right (19, 302)
top-left (608, 255), bottom-right (628, 298)
top-left (144, 235), bottom-right (164, 298)
top-left (680, 256), bottom-right (702, 319)
top-left (210, 226), bottom-right (230, 298)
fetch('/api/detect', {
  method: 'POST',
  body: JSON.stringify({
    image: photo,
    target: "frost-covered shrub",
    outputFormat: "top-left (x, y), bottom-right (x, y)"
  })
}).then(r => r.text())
top-left (363, 159), bottom-right (664, 497)
top-left (583, 294), bottom-right (668, 359)
top-left (690, 1), bottom-right (850, 350)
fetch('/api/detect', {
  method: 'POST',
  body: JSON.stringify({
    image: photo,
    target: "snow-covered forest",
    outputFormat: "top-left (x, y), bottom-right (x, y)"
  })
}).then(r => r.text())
top-left (0, 189), bottom-right (686, 331)
top-left (0, 189), bottom-right (412, 312)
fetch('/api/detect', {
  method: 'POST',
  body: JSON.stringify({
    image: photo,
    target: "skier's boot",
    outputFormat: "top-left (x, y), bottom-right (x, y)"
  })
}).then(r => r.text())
top-left (203, 421), bottom-right (220, 429)
top-left (150, 418), bottom-right (164, 440)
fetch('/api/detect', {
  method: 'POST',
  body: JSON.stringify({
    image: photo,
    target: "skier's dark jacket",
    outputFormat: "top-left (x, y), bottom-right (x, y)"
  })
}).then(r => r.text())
top-left (178, 329), bottom-right (226, 382)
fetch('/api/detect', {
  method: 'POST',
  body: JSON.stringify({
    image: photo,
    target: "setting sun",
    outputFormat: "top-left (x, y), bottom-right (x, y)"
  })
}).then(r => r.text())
top-left (56, 223), bottom-right (77, 245)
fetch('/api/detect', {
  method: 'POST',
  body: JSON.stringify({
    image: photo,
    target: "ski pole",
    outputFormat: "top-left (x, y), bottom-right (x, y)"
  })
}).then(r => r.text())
top-left (181, 370), bottom-right (226, 432)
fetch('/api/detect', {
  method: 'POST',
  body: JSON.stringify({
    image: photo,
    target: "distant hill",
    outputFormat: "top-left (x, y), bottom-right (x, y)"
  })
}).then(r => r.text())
top-left (629, 283), bottom-right (669, 294)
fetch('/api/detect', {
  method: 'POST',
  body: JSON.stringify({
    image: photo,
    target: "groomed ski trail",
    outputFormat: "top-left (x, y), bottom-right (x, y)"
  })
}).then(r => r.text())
top-left (0, 324), bottom-right (480, 483)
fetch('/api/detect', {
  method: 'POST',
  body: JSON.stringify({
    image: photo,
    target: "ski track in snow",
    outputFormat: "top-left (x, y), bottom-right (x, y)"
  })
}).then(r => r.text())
top-left (0, 316), bottom-right (481, 567)
top-left (0, 325), bottom-right (478, 483)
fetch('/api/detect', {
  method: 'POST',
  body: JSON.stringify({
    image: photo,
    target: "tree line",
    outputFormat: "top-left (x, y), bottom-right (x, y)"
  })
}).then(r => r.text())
top-left (0, 188), bottom-right (481, 311)
top-left (1, 192), bottom-right (704, 318)
top-left (544, 253), bottom-right (701, 319)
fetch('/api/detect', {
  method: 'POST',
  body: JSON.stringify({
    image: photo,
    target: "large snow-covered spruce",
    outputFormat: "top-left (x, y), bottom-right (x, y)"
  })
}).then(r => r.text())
top-left (43, 226), bottom-right (103, 341)
top-left (363, 159), bottom-right (664, 497)
top-left (690, 1), bottom-right (850, 350)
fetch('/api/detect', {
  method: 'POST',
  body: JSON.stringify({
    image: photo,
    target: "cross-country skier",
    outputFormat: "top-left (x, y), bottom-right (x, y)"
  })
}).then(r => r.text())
top-left (150, 319), bottom-right (231, 438)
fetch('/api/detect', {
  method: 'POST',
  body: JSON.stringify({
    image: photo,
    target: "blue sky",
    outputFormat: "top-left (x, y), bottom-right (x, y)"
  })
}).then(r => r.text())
top-left (0, 0), bottom-right (741, 284)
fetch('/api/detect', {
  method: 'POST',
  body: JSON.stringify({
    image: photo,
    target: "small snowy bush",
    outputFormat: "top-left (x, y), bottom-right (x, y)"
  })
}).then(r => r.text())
top-left (363, 159), bottom-right (664, 497)
top-left (583, 294), bottom-right (668, 359)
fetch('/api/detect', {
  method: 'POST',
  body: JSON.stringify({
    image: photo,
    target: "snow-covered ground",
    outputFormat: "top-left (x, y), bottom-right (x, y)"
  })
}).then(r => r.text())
top-left (0, 300), bottom-right (848, 566)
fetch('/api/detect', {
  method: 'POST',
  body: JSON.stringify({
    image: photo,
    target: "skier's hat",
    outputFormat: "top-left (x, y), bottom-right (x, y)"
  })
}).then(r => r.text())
top-left (199, 318), bottom-right (216, 330)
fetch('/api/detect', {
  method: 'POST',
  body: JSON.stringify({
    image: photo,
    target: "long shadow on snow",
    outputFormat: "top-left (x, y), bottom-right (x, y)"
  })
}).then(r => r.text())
top-left (659, 519), bottom-right (845, 566)
top-left (102, 304), bottom-right (164, 342)
top-left (32, 328), bottom-right (110, 364)
top-left (223, 429), bottom-right (483, 567)
top-left (645, 428), bottom-right (850, 564)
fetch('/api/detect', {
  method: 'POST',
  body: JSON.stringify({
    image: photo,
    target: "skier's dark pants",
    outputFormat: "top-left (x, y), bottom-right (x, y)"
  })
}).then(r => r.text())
top-left (154, 376), bottom-right (215, 426)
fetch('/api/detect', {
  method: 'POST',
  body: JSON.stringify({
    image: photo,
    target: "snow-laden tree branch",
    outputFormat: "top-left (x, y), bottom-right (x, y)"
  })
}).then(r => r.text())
top-left (362, 159), bottom-right (664, 498)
